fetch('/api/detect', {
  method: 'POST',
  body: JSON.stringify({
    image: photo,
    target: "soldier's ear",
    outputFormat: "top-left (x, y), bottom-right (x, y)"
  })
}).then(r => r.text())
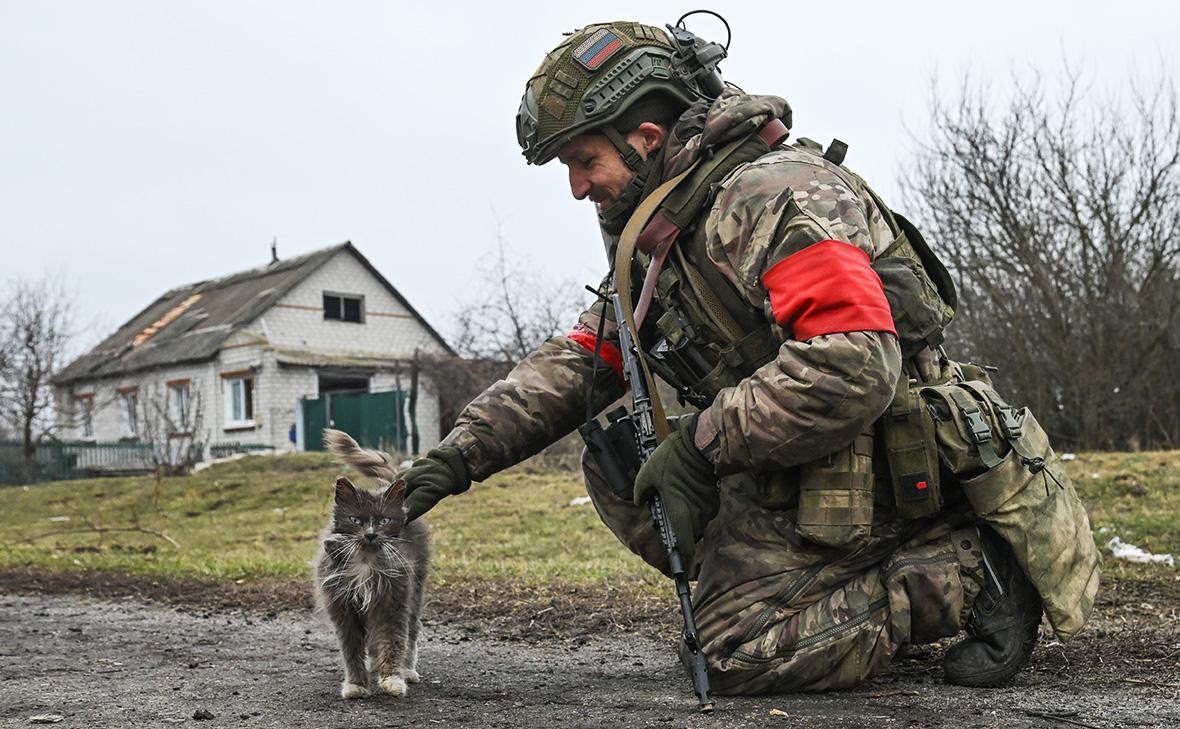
top-left (628, 121), bottom-right (666, 158)
top-left (335, 477), bottom-right (358, 504)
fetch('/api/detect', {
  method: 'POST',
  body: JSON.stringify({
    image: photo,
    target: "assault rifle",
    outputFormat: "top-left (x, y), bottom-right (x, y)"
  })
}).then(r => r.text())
top-left (578, 290), bottom-right (716, 713)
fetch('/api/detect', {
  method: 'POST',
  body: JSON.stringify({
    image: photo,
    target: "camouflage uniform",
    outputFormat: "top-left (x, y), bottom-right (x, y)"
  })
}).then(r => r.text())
top-left (443, 92), bottom-right (987, 693)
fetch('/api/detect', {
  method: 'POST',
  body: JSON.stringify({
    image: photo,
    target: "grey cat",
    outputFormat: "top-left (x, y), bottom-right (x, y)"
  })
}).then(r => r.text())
top-left (314, 429), bottom-right (430, 699)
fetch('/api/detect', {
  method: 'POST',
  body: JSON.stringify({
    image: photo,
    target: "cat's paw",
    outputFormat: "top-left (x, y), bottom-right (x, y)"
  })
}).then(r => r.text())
top-left (340, 681), bottom-right (369, 699)
top-left (400, 668), bottom-right (421, 683)
top-left (378, 674), bottom-right (408, 696)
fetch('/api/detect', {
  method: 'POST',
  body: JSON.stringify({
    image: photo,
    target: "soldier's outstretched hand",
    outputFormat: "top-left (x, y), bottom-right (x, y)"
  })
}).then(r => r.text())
top-left (398, 446), bottom-right (470, 522)
top-left (632, 423), bottom-right (719, 565)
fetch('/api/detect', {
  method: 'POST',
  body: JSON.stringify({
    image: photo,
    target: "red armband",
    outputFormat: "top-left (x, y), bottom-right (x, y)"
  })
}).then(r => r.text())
top-left (761, 240), bottom-right (896, 341)
top-left (567, 329), bottom-right (624, 381)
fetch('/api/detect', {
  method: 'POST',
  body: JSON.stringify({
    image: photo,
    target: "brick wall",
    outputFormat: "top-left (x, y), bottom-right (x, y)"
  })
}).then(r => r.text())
top-left (260, 250), bottom-right (449, 360)
top-left (55, 361), bottom-right (218, 455)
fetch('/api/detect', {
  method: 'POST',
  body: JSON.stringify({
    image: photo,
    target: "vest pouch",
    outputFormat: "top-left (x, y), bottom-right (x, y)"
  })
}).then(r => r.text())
top-left (796, 428), bottom-right (876, 549)
top-left (918, 375), bottom-right (1100, 641)
top-left (958, 406), bottom-right (1101, 641)
top-left (920, 381), bottom-right (1008, 477)
top-left (873, 255), bottom-right (955, 358)
top-left (882, 378), bottom-right (942, 519)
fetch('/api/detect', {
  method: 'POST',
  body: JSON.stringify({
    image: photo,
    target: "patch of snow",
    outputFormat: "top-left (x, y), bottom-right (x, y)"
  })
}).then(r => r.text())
top-left (1108, 536), bottom-right (1175, 567)
top-left (1060, 453), bottom-right (1076, 461)
top-left (567, 495), bottom-right (593, 507)
top-left (47, 516), bottom-right (70, 523)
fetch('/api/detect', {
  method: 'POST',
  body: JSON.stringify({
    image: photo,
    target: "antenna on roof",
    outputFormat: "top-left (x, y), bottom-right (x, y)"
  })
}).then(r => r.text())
top-left (271, 236), bottom-right (278, 264)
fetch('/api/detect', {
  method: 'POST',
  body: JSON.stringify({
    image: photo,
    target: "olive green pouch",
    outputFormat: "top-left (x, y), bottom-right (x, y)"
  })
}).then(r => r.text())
top-left (921, 374), bottom-right (1101, 640)
top-left (882, 377), bottom-right (942, 519)
top-left (796, 429), bottom-right (876, 549)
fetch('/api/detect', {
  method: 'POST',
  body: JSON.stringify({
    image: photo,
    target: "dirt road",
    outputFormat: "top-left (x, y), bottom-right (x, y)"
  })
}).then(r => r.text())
top-left (2, 591), bottom-right (1178, 729)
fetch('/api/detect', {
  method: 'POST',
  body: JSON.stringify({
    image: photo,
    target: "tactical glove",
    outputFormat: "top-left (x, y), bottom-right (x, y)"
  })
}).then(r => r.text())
top-left (632, 421), bottom-right (719, 566)
top-left (399, 446), bottom-right (470, 522)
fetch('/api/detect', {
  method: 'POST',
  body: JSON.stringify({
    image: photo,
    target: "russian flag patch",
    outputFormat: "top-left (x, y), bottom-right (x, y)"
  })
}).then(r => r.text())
top-left (574, 29), bottom-right (624, 71)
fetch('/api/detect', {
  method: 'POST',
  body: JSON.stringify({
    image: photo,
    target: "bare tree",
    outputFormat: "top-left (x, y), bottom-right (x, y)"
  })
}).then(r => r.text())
top-left (138, 381), bottom-right (206, 476)
top-left (452, 232), bottom-right (590, 362)
top-left (424, 232), bottom-right (591, 444)
top-left (902, 69), bottom-right (1180, 450)
top-left (0, 275), bottom-right (76, 482)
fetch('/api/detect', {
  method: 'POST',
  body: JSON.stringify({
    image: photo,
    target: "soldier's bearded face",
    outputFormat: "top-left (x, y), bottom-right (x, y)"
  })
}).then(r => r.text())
top-left (556, 129), bottom-right (654, 213)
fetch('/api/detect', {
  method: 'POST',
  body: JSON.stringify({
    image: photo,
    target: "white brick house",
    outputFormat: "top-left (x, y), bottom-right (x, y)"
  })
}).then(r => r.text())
top-left (53, 242), bottom-right (452, 460)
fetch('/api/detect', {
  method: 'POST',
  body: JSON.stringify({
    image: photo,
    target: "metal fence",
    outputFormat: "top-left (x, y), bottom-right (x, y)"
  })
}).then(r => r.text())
top-left (0, 441), bottom-right (154, 485)
top-left (208, 442), bottom-right (275, 459)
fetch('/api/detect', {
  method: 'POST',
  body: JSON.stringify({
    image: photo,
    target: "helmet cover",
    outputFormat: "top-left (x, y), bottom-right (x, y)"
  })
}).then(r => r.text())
top-left (516, 22), bottom-right (700, 165)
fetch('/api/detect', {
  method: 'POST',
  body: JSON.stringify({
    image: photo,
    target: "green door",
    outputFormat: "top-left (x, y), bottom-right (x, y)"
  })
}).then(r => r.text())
top-left (301, 397), bottom-right (329, 452)
top-left (301, 391), bottom-right (406, 453)
top-left (331, 393), bottom-right (366, 443)
top-left (360, 390), bottom-right (406, 453)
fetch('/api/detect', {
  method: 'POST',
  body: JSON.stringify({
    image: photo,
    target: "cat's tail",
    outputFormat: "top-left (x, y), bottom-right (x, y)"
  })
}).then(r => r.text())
top-left (323, 429), bottom-right (399, 485)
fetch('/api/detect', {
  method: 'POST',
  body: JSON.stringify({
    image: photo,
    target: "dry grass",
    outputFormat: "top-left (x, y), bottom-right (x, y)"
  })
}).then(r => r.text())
top-left (0, 452), bottom-right (661, 594)
top-left (0, 449), bottom-right (1175, 593)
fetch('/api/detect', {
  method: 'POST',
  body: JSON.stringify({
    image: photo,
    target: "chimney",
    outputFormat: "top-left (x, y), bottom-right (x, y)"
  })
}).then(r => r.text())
top-left (271, 236), bottom-right (278, 264)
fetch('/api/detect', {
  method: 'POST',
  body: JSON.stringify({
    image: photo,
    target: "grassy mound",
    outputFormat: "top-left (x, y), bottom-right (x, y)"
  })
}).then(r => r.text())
top-left (0, 450), bottom-right (1176, 590)
top-left (0, 452), bottom-right (661, 593)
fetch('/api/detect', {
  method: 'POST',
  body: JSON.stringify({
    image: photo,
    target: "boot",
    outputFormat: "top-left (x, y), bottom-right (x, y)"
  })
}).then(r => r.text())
top-left (943, 526), bottom-right (1043, 687)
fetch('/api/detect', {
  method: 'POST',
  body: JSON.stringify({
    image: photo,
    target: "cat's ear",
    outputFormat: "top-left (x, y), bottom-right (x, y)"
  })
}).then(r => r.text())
top-left (381, 478), bottom-right (406, 502)
top-left (334, 476), bottom-right (359, 503)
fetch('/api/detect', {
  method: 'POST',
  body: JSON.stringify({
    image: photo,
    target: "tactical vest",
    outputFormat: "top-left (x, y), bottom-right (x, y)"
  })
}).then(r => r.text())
top-left (640, 134), bottom-right (956, 408)
top-left (631, 131), bottom-right (959, 548)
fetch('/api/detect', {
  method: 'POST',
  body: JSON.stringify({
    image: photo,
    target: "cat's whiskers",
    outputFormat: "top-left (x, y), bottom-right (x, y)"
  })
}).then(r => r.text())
top-left (375, 542), bottom-right (409, 579)
top-left (382, 542), bottom-right (416, 581)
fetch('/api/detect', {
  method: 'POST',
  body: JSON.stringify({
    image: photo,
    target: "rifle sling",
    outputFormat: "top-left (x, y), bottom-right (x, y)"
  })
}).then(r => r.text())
top-left (614, 163), bottom-right (699, 443)
top-left (613, 118), bottom-right (788, 444)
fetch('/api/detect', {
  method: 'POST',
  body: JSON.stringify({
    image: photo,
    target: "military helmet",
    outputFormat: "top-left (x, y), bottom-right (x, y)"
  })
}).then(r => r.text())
top-left (516, 22), bottom-right (703, 166)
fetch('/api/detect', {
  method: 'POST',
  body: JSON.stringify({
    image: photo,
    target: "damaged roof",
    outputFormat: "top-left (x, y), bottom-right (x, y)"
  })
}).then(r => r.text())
top-left (54, 242), bottom-right (452, 385)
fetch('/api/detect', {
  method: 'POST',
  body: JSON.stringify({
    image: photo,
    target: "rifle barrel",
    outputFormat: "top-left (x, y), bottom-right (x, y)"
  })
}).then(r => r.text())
top-left (611, 292), bottom-right (715, 712)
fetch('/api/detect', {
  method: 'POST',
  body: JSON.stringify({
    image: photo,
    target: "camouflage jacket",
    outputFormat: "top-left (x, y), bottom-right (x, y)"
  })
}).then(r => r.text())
top-left (443, 92), bottom-right (902, 480)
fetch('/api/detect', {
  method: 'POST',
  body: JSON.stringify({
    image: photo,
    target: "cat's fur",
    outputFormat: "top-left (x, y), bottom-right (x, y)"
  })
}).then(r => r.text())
top-left (314, 429), bottom-right (430, 699)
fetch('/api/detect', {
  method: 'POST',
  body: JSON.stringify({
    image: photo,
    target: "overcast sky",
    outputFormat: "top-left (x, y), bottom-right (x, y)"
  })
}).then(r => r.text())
top-left (2, 1), bottom-right (1176, 351)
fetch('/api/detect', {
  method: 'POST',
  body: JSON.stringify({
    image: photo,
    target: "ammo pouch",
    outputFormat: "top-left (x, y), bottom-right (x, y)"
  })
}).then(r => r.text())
top-left (882, 377), bottom-right (943, 519)
top-left (578, 407), bottom-right (642, 501)
top-left (915, 371), bottom-right (1101, 641)
top-left (795, 426), bottom-right (876, 549)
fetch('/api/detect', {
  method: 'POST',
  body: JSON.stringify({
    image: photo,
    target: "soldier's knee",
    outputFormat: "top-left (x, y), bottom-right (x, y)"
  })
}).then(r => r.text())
top-left (883, 528), bottom-right (984, 645)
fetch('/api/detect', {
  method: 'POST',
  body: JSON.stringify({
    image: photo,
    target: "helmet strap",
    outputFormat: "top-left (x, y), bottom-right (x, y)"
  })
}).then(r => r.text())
top-left (601, 126), bottom-right (646, 170)
top-left (597, 126), bottom-right (663, 235)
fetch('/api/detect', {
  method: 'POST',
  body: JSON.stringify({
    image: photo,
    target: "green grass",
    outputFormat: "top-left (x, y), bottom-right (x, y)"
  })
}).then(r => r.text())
top-left (0, 452), bottom-right (661, 592)
top-left (1067, 451), bottom-right (1180, 583)
top-left (0, 450), bottom-right (1175, 590)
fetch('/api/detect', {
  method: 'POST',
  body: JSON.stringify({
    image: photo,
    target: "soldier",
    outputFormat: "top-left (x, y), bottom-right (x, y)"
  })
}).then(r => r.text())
top-left (395, 21), bottom-right (1099, 694)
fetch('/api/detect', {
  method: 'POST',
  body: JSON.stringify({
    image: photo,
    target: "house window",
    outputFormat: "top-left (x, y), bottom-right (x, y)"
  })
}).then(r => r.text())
top-left (323, 293), bottom-right (364, 323)
top-left (167, 380), bottom-right (191, 433)
top-left (119, 388), bottom-right (139, 438)
top-left (74, 394), bottom-right (94, 439)
top-left (223, 375), bottom-right (255, 427)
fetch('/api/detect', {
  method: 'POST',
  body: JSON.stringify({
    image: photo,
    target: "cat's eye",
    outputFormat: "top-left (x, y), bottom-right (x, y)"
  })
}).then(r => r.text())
top-left (378, 517), bottom-right (392, 526)
top-left (347, 516), bottom-right (362, 525)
